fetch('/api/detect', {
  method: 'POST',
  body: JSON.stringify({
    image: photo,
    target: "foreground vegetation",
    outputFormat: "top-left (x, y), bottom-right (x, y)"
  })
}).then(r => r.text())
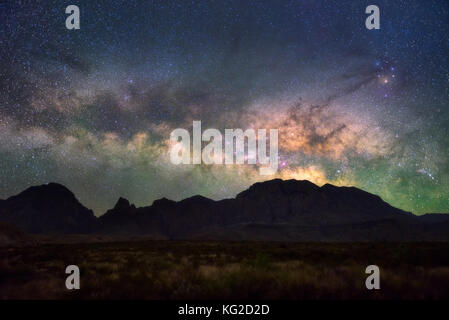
top-left (1, 241), bottom-right (449, 299)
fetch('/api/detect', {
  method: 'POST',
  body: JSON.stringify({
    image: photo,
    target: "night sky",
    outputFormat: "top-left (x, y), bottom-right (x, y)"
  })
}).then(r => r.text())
top-left (0, 0), bottom-right (448, 215)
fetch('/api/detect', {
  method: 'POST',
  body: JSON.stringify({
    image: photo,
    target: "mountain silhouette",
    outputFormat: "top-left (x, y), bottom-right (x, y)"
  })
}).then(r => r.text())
top-left (0, 179), bottom-right (448, 241)
top-left (0, 183), bottom-right (97, 234)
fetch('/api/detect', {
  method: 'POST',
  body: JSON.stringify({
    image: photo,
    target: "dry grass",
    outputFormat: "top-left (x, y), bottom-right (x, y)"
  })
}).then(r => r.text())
top-left (1, 241), bottom-right (449, 299)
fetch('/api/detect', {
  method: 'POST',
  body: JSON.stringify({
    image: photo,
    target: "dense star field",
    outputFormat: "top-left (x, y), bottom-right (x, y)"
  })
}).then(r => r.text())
top-left (0, 0), bottom-right (448, 215)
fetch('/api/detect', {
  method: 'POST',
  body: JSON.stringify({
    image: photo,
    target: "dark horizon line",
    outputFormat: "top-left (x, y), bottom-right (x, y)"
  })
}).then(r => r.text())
top-left (2, 179), bottom-right (447, 218)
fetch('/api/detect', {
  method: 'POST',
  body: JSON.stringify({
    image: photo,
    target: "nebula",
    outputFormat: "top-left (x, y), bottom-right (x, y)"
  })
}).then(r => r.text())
top-left (0, 0), bottom-right (448, 215)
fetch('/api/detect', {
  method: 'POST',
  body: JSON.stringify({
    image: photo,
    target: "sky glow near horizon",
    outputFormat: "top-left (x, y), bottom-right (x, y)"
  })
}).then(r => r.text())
top-left (0, 0), bottom-right (448, 215)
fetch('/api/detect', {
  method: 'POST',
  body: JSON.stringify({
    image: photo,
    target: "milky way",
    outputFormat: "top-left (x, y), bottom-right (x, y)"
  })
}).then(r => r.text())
top-left (0, 0), bottom-right (448, 215)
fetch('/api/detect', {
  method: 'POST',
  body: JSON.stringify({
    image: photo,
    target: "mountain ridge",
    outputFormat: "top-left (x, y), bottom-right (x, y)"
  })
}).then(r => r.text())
top-left (0, 179), bottom-right (448, 241)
